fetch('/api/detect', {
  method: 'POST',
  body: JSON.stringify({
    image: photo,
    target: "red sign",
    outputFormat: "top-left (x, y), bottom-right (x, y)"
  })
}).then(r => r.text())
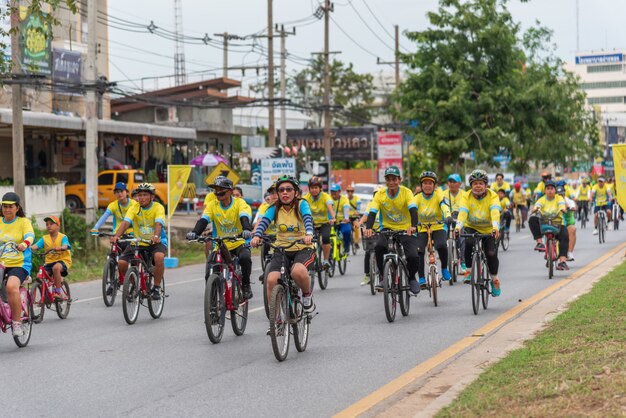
top-left (377, 132), bottom-right (403, 181)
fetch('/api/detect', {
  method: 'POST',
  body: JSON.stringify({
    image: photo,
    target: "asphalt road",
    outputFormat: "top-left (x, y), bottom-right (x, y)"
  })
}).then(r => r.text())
top-left (1, 221), bottom-right (624, 417)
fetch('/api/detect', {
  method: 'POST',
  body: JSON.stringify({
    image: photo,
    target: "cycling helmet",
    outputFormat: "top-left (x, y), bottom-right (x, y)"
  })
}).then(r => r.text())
top-left (582, 177), bottom-right (590, 184)
top-left (308, 176), bottom-right (323, 187)
top-left (209, 176), bottom-right (234, 190)
top-left (556, 185), bottom-right (566, 195)
top-left (447, 173), bottom-right (462, 183)
top-left (419, 171), bottom-right (438, 184)
top-left (556, 179), bottom-right (567, 188)
top-left (544, 179), bottom-right (557, 189)
top-left (136, 182), bottom-right (156, 195)
top-left (276, 175), bottom-right (300, 191)
top-left (330, 184), bottom-right (341, 192)
top-left (468, 169), bottom-right (488, 185)
top-left (514, 182), bottom-right (521, 191)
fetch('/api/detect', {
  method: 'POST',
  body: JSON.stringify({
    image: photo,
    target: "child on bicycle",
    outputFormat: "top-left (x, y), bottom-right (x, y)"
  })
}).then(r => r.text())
top-left (497, 189), bottom-right (512, 233)
top-left (31, 215), bottom-right (72, 300)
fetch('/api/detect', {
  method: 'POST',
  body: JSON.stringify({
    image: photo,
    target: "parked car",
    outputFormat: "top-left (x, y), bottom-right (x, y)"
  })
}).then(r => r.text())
top-left (352, 183), bottom-right (381, 212)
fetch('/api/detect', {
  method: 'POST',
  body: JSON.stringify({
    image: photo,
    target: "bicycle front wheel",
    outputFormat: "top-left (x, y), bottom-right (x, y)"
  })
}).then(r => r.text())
top-left (269, 284), bottom-right (290, 361)
top-left (547, 239), bottom-right (554, 280)
top-left (147, 276), bottom-right (165, 319)
top-left (470, 253), bottom-right (481, 315)
top-left (399, 264), bottom-right (410, 316)
top-left (205, 274), bottom-right (225, 343)
top-left (102, 258), bottom-right (118, 307)
top-left (292, 298), bottom-right (309, 352)
top-left (429, 264), bottom-right (438, 307)
top-left (318, 262), bottom-right (329, 290)
top-left (481, 259), bottom-right (490, 310)
top-left (230, 279), bottom-right (248, 336)
top-left (382, 260), bottom-right (397, 323)
top-left (263, 269), bottom-right (270, 319)
top-left (122, 267), bottom-right (140, 325)
top-left (338, 242), bottom-right (347, 276)
top-left (369, 252), bottom-right (377, 296)
top-left (13, 288), bottom-right (32, 348)
top-left (447, 239), bottom-right (456, 286)
top-left (30, 280), bottom-right (45, 323)
top-left (55, 280), bottom-right (71, 319)
top-left (501, 232), bottom-right (509, 251)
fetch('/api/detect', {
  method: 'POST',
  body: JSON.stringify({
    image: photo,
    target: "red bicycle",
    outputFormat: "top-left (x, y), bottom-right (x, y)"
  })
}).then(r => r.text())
top-left (30, 251), bottom-right (72, 323)
top-left (97, 232), bottom-right (125, 307)
top-left (0, 242), bottom-right (33, 347)
top-left (189, 235), bottom-right (248, 344)
top-left (538, 213), bottom-right (560, 280)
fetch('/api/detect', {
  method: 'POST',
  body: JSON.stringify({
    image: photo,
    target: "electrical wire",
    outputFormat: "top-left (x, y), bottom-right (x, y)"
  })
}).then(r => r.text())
top-left (359, 0), bottom-right (411, 52)
top-left (348, 0), bottom-right (395, 52)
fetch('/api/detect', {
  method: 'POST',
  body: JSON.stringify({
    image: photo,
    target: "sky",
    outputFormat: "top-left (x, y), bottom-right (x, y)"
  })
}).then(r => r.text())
top-left (104, 0), bottom-right (626, 93)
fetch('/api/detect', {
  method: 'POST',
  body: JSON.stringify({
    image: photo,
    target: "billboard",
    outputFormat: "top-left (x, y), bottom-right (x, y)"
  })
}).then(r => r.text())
top-left (285, 127), bottom-right (376, 161)
top-left (261, 158), bottom-right (296, 196)
top-left (53, 49), bottom-right (82, 93)
top-left (575, 53), bottom-right (623, 65)
top-left (377, 131), bottom-right (403, 182)
top-left (19, 8), bottom-right (52, 75)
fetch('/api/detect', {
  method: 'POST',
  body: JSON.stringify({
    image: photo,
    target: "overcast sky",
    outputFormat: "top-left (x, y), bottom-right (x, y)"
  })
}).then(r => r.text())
top-left (105, 0), bottom-right (626, 91)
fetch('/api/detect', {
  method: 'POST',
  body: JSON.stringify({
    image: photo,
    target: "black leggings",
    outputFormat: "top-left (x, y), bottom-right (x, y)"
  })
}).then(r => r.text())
top-left (416, 229), bottom-right (447, 279)
top-left (316, 224), bottom-right (331, 245)
top-left (528, 216), bottom-right (569, 259)
top-left (374, 234), bottom-right (419, 281)
top-left (464, 227), bottom-right (499, 275)
top-left (577, 201), bottom-right (589, 220)
top-left (501, 211), bottom-right (512, 229)
top-left (231, 245), bottom-right (252, 286)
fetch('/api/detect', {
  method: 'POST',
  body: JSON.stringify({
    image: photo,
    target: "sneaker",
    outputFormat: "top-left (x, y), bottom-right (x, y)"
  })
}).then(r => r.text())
top-left (322, 260), bottom-right (331, 269)
top-left (593, 229), bottom-right (598, 235)
top-left (258, 274), bottom-right (264, 284)
top-left (375, 281), bottom-right (384, 291)
top-left (106, 286), bottom-right (114, 296)
top-left (567, 252), bottom-right (575, 262)
top-left (303, 295), bottom-right (315, 313)
top-left (409, 279), bottom-right (421, 295)
top-left (242, 284), bottom-right (253, 300)
top-left (534, 242), bottom-right (546, 252)
top-left (556, 261), bottom-right (570, 271)
top-left (460, 263), bottom-right (468, 275)
top-left (463, 275), bottom-right (471, 284)
top-left (418, 277), bottom-right (427, 290)
top-left (491, 279), bottom-right (501, 297)
top-left (360, 275), bottom-right (370, 286)
top-left (441, 268), bottom-right (451, 281)
top-left (52, 292), bottom-right (64, 300)
top-left (150, 286), bottom-right (161, 300)
top-left (11, 321), bottom-right (24, 338)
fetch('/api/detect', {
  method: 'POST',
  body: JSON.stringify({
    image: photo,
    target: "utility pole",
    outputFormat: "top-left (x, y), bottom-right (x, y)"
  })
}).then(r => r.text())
top-left (323, 0), bottom-right (332, 162)
top-left (276, 25), bottom-right (295, 145)
top-left (267, 0), bottom-right (276, 147)
top-left (10, 0), bottom-right (25, 211)
top-left (84, 0), bottom-right (99, 223)
top-left (214, 32), bottom-right (244, 78)
top-left (576, 0), bottom-right (580, 52)
top-left (394, 25), bottom-right (400, 87)
top-left (173, 0), bottom-right (186, 85)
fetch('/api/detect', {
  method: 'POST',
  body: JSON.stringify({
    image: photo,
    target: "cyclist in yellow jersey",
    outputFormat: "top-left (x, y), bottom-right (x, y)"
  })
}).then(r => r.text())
top-left (91, 182), bottom-right (140, 241)
top-left (414, 171), bottom-right (453, 286)
top-left (112, 183), bottom-right (168, 301)
top-left (577, 177), bottom-right (591, 222)
top-left (455, 170), bottom-right (502, 296)
top-left (446, 173), bottom-right (468, 274)
top-left (345, 186), bottom-right (362, 249)
top-left (186, 176), bottom-right (254, 299)
top-left (31, 215), bottom-right (72, 300)
top-left (358, 191), bottom-right (381, 285)
top-left (490, 172), bottom-right (511, 194)
top-left (330, 184), bottom-right (352, 253)
top-left (251, 175), bottom-right (316, 313)
top-left (497, 188), bottom-right (512, 232)
top-left (534, 171), bottom-right (552, 199)
top-left (302, 176), bottom-right (336, 268)
top-left (591, 176), bottom-right (613, 234)
top-left (363, 166), bottom-right (420, 294)
top-left (0, 192), bottom-right (34, 337)
top-left (529, 180), bottom-right (570, 270)
top-left (511, 182), bottom-right (528, 228)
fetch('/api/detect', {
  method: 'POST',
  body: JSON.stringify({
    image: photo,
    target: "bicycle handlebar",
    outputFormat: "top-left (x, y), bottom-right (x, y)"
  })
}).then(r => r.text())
top-left (188, 235), bottom-right (242, 244)
top-left (118, 237), bottom-right (153, 245)
top-left (258, 235), bottom-right (305, 251)
top-left (460, 233), bottom-right (493, 239)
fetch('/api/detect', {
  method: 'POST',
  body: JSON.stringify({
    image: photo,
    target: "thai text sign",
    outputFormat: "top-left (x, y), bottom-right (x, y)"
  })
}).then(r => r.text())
top-left (19, 9), bottom-right (52, 75)
top-left (377, 131), bottom-right (403, 182)
top-left (261, 158), bottom-right (296, 195)
top-left (285, 127), bottom-right (376, 161)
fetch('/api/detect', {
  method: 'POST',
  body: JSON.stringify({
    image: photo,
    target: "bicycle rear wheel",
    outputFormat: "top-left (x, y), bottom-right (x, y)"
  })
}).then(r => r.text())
top-left (470, 253), bottom-right (481, 315)
top-left (447, 239), bottom-right (456, 286)
top-left (318, 260), bottom-right (329, 290)
top-left (399, 265), bottom-right (410, 316)
top-left (205, 274), bottom-right (225, 343)
top-left (515, 209), bottom-right (521, 232)
top-left (122, 268), bottom-right (140, 325)
top-left (13, 288), bottom-right (32, 348)
top-left (501, 232), bottom-right (509, 251)
top-left (55, 280), bottom-right (71, 319)
top-left (147, 276), bottom-right (165, 319)
top-left (292, 298), bottom-right (309, 352)
top-left (383, 260), bottom-right (397, 322)
top-left (338, 242), bottom-right (347, 276)
top-left (369, 252), bottom-right (377, 296)
top-left (230, 278), bottom-right (248, 336)
top-left (547, 239), bottom-right (554, 279)
top-left (269, 284), bottom-right (290, 361)
top-left (429, 264), bottom-right (438, 307)
top-left (102, 258), bottom-right (118, 307)
top-left (30, 280), bottom-right (45, 323)
top-left (614, 212), bottom-right (620, 231)
top-left (351, 238), bottom-right (357, 255)
top-left (481, 259), bottom-right (489, 310)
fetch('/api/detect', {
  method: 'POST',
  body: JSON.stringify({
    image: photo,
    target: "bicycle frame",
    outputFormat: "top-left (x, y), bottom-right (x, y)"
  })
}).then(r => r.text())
top-left (0, 242), bottom-right (31, 334)
top-left (204, 238), bottom-right (243, 313)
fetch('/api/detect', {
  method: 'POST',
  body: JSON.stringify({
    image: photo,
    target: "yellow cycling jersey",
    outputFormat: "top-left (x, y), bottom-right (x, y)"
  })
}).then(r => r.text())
top-left (499, 197), bottom-right (511, 212)
top-left (201, 197), bottom-right (252, 251)
top-left (445, 189), bottom-right (466, 213)
top-left (577, 185), bottom-right (590, 201)
top-left (37, 233), bottom-right (73, 269)
top-left (456, 189), bottom-right (501, 234)
top-left (203, 192), bottom-right (216, 207)
top-left (302, 192), bottom-right (333, 226)
top-left (333, 195), bottom-right (351, 222)
top-left (592, 184), bottom-right (612, 207)
top-left (262, 200), bottom-right (313, 252)
top-left (490, 181), bottom-right (511, 193)
top-left (0, 217), bottom-right (35, 271)
top-left (511, 190), bottom-right (527, 206)
top-left (106, 199), bottom-right (140, 235)
top-left (369, 186), bottom-right (416, 231)
top-left (534, 195), bottom-right (566, 225)
top-left (525, 188), bottom-right (532, 198)
top-left (255, 202), bottom-right (277, 235)
top-left (124, 202), bottom-right (168, 247)
top-left (348, 195), bottom-right (361, 217)
top-left (413, 190), bottom-right (451, 233)
top-left (534, 181), bottom-right (546, 196)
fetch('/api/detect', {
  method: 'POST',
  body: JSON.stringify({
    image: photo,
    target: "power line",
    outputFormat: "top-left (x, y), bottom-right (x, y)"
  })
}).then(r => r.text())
top-left (329, 15), bottom-right (381, 60)
top-left (359, 0), bottom-right (411, 52)
top-left (348, 0), bottom-right (395, 52)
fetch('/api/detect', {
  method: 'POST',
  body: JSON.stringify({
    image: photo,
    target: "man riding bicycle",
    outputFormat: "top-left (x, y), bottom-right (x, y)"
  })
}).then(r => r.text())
top-left (534, 171), bottom-right (552, 199)
top-left (577, 177), bottom-right (591, 222)
top-left (592, 176), bottom-right (613, 235)
top-left (112, 183), bottom-right (167, 301)
top-left (346, 186), bottom-right (362, 250)
top-left (455, 170), bottom-right (503, 296)
top-left (302, 176), bottom-right (336, 269)
top-left (187, 176), bottom-right (254, 299)
top-left (251, 175), bottom-right (316, 313)
top-left (446, 173), bottom-right (467, 274)
top-left (363, 166), bottom-right (420, 294)
top-left (511, 182), bottom-right (528, 229)
top-left (330, 184), bottom-right (352, 255)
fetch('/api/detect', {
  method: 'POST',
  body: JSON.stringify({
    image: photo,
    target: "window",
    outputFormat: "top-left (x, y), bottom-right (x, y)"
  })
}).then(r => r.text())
top-left (582, 80), bottom-right (626, 90)
top-left (587, 96), bottom-right (625, 105)
top-left (587, 64), bottom-right (623, 73)
top-left (116, 173), bottom-right (128, 184)
top-left (134, 173), bottom-right (145, 182)
top-left (98, 173), bottom-right (114, 186)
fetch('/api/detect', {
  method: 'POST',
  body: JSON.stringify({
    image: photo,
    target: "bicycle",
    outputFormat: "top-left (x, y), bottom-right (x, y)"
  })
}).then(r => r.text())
top-left (596, 207), bottom-right (607, 244)
top-left (30, 251), bottom-right (72, 322)
top-left (514, 204), bottom-right (523, 232)
top-left (461, 232), bottom-right (493, 315)
top-left (497, 214), bottom-right (510, 252)
top-left (446, 223), bottom-right (460, 286)
top-left (329, 224), bottom-right (348, 277)
top-left (310, 228), bottom-right (328, 291)
top-left (261, 236), bottom-right (314, 362)
top-left (349, 216), bottom-right (360, 255)
top-left (97, 232), bottom-right (125, 307)
top-left (119, 237), bottom-right (166, 325)
top-left (379, 230), bottom-right (412, 323)
top-left (579, 201), bottom-right (587, 229)
top-left (191, 235), bottom-right (248, 344)
top-left (419, 223), bottom-right (444, 307)
top-left (0, 242), bottom-right (33, 347)
top-left (612, 201), bottom-right (620, 231)
top-left (361, 226), bottom-right (378, 296)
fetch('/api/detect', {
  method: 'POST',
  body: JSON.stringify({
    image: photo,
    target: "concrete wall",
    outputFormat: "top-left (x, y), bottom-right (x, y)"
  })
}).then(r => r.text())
top-left (0, 183), bottom-right (66, 227)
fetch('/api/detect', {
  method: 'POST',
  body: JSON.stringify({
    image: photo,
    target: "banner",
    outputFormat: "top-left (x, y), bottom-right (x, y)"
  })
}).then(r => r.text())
top-left (261, 158), bottom-right (296, 195)
top-left (285, 127), bottom-right (376, 161)
top-left (167, 165), bottom-right (192, 220)
top-left (53, 48), bottom-right (82, 94)
top-left (19, 8), bottom-right (52, 75)
top-left (612, 144), bottom-right (626, 210)
top-left (377, 131), bottom-right (403, 182)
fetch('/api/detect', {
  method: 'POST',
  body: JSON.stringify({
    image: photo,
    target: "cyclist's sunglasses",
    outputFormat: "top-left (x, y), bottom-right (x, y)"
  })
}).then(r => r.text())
top-left (214, 188), bottom-right (230, 197)
top-left (277, 187), bottom-right (294, 193)
top-left (278, 224), bottom-right (300, 232)
top-left (346, 189), bottom-right (354, 192)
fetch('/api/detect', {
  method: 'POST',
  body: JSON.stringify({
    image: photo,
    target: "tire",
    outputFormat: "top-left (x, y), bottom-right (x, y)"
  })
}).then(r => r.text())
top-left (580, 214), bottom-right (586, 229)
top-left (205, 274), bottom-right (225, 344)
top-left (382, 260), bottom-right (397, 323)
top-left (338, 242), bottom-right (347, 276)
top-left (263, 269), bottom-right (270, 320)
top-left (65, 195), bottom-right (82, 212)
top-left (547, 239), bottom-right (554, 280)
top-left (328, 256), bottom-right (336, 278)
top-left (447, 239), bottom-right (456, 286)
top-left (481, 260), bottom-right (490, 310)
top-left (147, 276), bottom-right (165, 319)
top-left (369, 252), bottom-right (377, 296)
top-left (471, 253), bottom-right (481, 315)
top-left (269, 284), bottom-right (290, 361)
top-left (230, 279), bottom-right (248, 336)
top-left (30, 280), bottom-right (45, 324)
top-left (429, 264), bottom-right (438, 307)
top-left (122, 267), bottom-right (141, 325)
top-left (102, 258), bottom-right (118, 307)
top-left (55, 280), bottom-right (71, 319)
top-left (292, 298), bottom-right (309, 352)
top-left (614, 215), bottom-right (620, 231)
top-left (318, 262), bottom-right (329, 290)
top-left (515, 210), bottom-right (521, 233)
top-left (351, 238), bottom-right (357, 256)
top-left (14, 288), bottom-right (32, 348)
top-left (399, 265), bottom-right (410, 317)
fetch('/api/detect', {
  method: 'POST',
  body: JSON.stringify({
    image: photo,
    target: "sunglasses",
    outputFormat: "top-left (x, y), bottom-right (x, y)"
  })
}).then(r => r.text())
top-left (347, 190), bottom-right (354, 192)
top-left (214, 190), bottom-right (229, 197)
top-left (278, 187), bottom-right (294, 193)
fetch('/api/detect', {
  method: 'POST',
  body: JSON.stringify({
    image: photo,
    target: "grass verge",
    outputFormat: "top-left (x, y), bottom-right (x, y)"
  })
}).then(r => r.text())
top-left (438, 260), bottom-right (626, 417)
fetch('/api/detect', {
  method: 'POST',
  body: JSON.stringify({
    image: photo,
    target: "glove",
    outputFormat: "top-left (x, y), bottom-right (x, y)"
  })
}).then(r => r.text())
top-left (444, 217), bottom-right (454, 225)
top-left (90, 229), bottom-right (99, 236)
top-left (186, 231), bottom-right (198, 241)
top-left (242, 230), bottom-right (252, 240)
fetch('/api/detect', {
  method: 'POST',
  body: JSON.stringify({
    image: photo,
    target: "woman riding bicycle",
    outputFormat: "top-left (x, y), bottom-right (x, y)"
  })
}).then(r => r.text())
top-left (251, 175), bottom-right (316, 313)
top-left (0, 192), bottom-right (35, 337)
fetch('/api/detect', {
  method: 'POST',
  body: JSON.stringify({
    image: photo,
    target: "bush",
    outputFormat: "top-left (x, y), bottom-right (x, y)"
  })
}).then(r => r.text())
top-left (60, 209), bottom-right (88, 254)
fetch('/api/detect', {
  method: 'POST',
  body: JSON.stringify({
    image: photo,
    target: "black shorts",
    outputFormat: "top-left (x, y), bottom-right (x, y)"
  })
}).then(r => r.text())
top-left (4, 267), bottom-right (29, 284)
top-left (267, 248), bottom-right (315, 273)
top-left (119, 243), bottom-right (167, 262)
top-left (44, 261), bottom-right (68, 277)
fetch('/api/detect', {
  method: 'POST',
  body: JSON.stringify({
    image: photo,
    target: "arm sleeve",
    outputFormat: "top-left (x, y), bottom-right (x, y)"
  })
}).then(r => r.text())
top-left (409, 207), bottom-right (418, 227)
top-left (343, 203), bottom-right (350, 219)
top-left (33, 238), bottom-right (44, 248)
top-left (490, 194), bottom-right (501, 229)
top-left (254, 205), bottom-right (277, 237)
top-left (93, 209), bottom-right (113, 230)
top-left (61, 235), bottom-right (72, 250)
top-left (300, 200), bottom-right (314, 235)
top-left (192, 218), bottom-right (209, 235)
top-left (240, 215), bottom-right (252, 231)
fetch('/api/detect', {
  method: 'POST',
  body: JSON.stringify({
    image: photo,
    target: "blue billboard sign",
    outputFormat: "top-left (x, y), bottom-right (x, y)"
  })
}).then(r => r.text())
top-left (576, 53), bottom-right (623, 65)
